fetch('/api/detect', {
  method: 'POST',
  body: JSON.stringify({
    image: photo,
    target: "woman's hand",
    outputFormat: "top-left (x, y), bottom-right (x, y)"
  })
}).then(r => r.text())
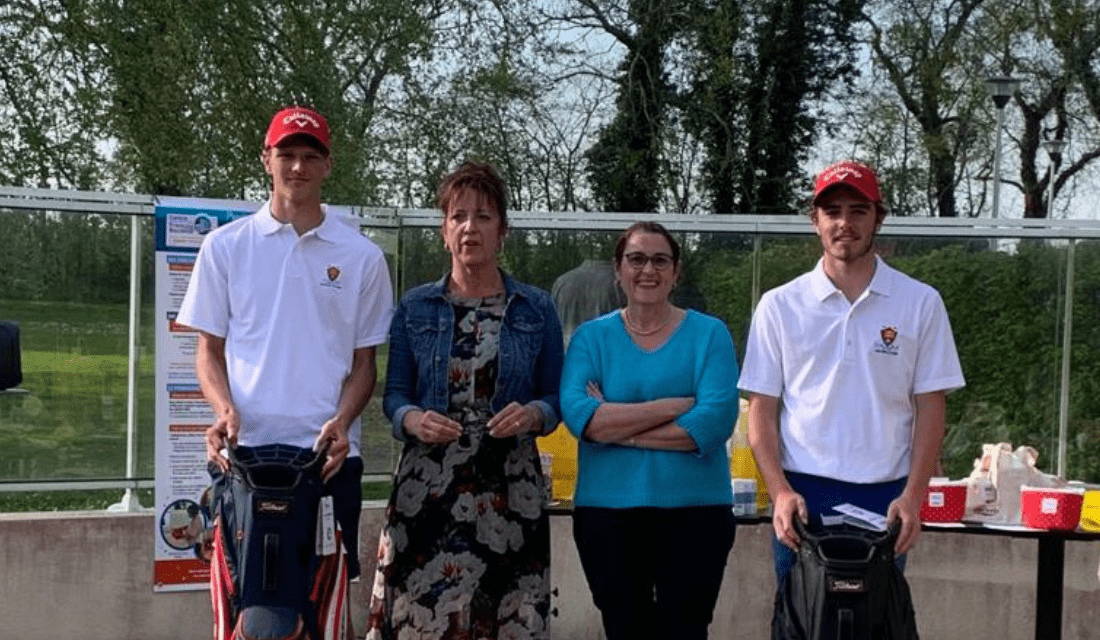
top-left (405, 409), bottom-right (463, 444)
top-left (488, 401), bottom-right (542, 438)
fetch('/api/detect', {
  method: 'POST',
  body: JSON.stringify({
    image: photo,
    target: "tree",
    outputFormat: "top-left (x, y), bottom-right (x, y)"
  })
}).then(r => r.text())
top-left (853, 0), bottom-right (1100, 218)
top-left (676, 0), bottom-right (746, 214)
top-left (361, 0), bottom-right (616, 214)
top-left (861, 0), bottom-right (986, 218)
top-left (0, 1), bottom-right (108, 190)
top-left (1016, 0), bottom-right (1100, 218)
top-left (580, 0), bottom-right (679, 213)
top-left (737, 0), bottom-right (865, 214)
top-left (49, 0), bottom-right (443, 202)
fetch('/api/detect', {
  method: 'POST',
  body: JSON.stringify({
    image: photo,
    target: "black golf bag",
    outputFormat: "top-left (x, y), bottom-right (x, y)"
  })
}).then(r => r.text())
top-left (772, 521), bottom-right (919, 640)
top-left (209, 444), bottom-right (328, 640)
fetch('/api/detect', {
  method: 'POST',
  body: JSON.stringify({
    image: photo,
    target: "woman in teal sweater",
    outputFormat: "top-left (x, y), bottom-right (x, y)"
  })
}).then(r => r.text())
top-left (560, 221), bottom-right (741, 640)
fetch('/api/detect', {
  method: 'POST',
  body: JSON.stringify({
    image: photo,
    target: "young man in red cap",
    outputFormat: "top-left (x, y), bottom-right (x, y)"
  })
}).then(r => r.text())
top-left (177, 105), bottom-right (394, 639)
top-left (738, 160), bottom-right (965, 584)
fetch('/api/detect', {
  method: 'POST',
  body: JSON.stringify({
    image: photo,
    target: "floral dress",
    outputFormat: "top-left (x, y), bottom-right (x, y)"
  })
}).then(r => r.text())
top-left (366, 293), bottom-right (551, 640)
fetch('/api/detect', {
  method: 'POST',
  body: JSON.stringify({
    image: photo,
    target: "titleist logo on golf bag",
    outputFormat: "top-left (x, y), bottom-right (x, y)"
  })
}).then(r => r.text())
top-left (256, 499), bottom-right (293, 516)
top-left (827, 577), bottom-right (866, 594)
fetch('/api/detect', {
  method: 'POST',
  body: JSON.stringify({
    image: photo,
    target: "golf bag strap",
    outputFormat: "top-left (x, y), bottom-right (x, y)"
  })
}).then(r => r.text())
top-left (310, 526), bottom-right (351, 640)
top-left (211, 518), bottom-right (235, 640)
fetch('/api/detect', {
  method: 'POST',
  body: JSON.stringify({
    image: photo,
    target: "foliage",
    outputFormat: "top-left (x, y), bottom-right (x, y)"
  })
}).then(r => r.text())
top-left (0, 489), bottom-right (155, 512)
top-left (5, 217), bottom-right (1100, 495)
top-left (4, 1), bottom-right (1100, 215)
top-left (1, 0), bottom-right (441, 202)
top-left (853, 0), bottom-right (1100, 218)
top-left (734, 0), bottom-right (865, 213)
top-left (859, 0), bottom-right (987, 218)
top-left (0, 295), bottom-right (397, 484)
top-left (0, 0), bottom-right (108, 189)
top-left (0, 212), bottom-right (135, 304)
top-left (366, 0), bottom-right (614, 213)
top-left (675, 0), bottom-right (746, 214)
top-left (582, 0), bottom-right (677, 213)
top-left (576, 0), bottom-right (866, 214)
top-left (501, 229), bottom-right (621, 293)
top-left (864, 240), bottom-right (1100, 478)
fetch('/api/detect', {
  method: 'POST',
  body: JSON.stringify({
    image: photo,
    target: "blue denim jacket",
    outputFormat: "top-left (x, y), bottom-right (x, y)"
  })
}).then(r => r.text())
top-left (383, 271), bottom-right (565, 441)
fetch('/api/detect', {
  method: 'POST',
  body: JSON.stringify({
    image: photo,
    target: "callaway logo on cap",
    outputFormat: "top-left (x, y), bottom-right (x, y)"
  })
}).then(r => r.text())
top-left (264, 106), bottom-right (331, 153)
top-left (812, 160), bottom-right (883, 207)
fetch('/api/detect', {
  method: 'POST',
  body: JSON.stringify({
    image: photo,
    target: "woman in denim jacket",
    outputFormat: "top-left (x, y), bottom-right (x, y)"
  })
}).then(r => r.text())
top-left (365, 162), bottom-right (564, 640)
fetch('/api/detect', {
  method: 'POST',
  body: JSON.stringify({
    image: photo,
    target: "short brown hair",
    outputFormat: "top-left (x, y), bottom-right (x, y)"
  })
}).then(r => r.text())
top-left (613, 221), bottom-right (681, 267)
top-left (437, 161), bottom-right (509, 229)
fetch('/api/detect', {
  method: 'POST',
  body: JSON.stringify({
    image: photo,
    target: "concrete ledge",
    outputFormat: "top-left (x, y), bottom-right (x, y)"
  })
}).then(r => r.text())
top-left (2, 507), bottom-right (1097, 639)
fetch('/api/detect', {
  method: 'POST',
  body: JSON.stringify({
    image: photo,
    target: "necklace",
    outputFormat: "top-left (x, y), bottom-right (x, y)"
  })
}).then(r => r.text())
top-left (622, 305), bottom-right (673, 337)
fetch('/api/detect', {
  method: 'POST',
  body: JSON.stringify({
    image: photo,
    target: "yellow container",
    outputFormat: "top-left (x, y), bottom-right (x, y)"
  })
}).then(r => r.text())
top-left (537, 425), bottom-right (578, 502)
top-left (1080, 489), bottom-right (1100, 532)
top-left (729, 398), bottom-right (769, 512)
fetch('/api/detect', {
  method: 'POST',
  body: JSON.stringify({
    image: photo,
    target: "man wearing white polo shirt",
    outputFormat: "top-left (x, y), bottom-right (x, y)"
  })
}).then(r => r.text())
top-left (738, 160), bottom-right (965, 585)
top-left (177, 105), bottom-right (393, 636)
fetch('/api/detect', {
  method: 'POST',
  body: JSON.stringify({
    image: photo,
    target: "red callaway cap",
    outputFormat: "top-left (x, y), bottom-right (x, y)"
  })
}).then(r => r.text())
top-left (812, 160), bottom-right (883, 207)
top-left (264, 106), bottom-right (330, 153)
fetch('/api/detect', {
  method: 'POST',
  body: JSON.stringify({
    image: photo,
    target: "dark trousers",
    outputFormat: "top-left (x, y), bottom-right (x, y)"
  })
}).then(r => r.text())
top-left (573, 505), bottom-right (736, 640)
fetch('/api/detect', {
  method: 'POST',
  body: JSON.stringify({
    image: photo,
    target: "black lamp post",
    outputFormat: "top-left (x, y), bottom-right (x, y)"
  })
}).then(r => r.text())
top-left (1042, 138), bottom-right (1067, 219)
top-left (1044, 137), bottom-right (1070, 477)
top-left (984, 76), bottom-right (1022, 218)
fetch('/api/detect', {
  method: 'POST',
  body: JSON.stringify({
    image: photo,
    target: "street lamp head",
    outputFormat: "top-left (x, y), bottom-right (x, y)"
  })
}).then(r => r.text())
top-left (1042, 138), bottom-right (1068, 159)
top-left (985, 76), bottom-right (1022, 109)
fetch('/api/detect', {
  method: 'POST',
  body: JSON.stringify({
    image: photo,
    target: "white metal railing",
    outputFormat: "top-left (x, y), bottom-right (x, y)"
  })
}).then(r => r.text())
top-left (5, 185), bottom-right (1100, 237)
top-left (1, 186), bottom-right (1096, 500)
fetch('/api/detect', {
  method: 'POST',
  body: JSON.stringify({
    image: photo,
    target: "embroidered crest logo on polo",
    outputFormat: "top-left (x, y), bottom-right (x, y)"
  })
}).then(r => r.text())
top-left (874, 325), bottom-right (900, 356)
top-left (881, 326), bottom-right (897, 346)
top-left (320, 265), bottom-right (344, 291)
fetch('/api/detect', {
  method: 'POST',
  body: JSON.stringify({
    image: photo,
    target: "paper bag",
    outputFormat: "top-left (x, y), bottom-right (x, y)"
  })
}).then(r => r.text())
top-left (963, 443), bottom-right (1062, 524)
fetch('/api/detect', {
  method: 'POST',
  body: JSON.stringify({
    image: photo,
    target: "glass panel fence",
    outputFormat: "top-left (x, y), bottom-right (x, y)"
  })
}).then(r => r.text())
top-left (0, 210), bottom-right (155, 481)
top-left (2, 200), bottom-right (1099, 499)
top-left (1069, 240), bottom-right (1100, 482)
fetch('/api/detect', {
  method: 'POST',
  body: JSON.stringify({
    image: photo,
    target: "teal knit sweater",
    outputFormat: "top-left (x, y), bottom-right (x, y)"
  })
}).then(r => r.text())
top-left (560, 310), bottom-right (740, 508)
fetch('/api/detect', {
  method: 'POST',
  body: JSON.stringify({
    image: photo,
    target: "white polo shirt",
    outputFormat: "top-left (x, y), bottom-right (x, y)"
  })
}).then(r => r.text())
top-left (738, 256), bottom-right (965, 483)
top-left (177, 201), bottom-right (394, 456)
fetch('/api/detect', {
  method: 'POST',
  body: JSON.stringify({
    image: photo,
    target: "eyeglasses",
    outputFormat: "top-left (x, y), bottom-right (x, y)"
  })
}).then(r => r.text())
top-left (623, 252), bottom-right (674, 271)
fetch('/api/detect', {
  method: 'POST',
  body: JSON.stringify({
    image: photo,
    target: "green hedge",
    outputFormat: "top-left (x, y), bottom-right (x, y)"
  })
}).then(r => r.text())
top-left (698, 237), bottom-right (1100, 482)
